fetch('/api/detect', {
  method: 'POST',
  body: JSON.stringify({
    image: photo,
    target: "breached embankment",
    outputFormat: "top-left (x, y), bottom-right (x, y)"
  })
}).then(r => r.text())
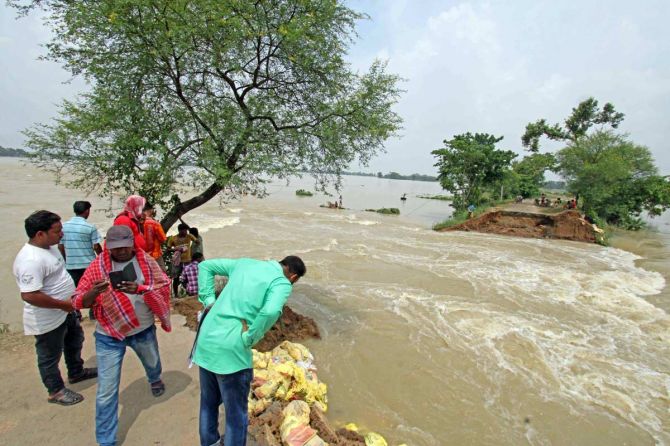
top-left (173, 300), bottom-right (389, 445)
top-left (440, 209), bottom-right (601, 243)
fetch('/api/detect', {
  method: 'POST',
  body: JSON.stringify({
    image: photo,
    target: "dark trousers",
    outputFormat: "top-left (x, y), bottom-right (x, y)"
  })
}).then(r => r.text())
top-left (172, 263), bottom-right (183, 297)
top-left (199, 367), bottom-right (253, 446)
top-left (34, 312), bottom-right (85, 394)
top-left (67, 268), bottom-right (95, 320)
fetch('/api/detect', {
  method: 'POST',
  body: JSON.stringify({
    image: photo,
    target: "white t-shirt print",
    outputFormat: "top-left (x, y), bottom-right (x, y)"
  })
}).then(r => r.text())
top-left (13, 243), bottom-right (76, 335)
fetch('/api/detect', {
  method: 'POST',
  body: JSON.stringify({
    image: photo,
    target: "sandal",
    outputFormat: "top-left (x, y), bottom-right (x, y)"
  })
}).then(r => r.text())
top-left (48, 388), bottom-right (84, 406)
top-left (68, 367), bottom-right (98, 384)
top-left (150, 380), bottom-right (165, 397)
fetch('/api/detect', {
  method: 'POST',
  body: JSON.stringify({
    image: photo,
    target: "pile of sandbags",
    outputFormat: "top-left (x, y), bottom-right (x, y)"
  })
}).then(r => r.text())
top-left (280, 400), bottom-right (328, 446)
top-left (249, 341), bottom-right (328, 417)
top-left (249, 341), bottom-right (401, 446)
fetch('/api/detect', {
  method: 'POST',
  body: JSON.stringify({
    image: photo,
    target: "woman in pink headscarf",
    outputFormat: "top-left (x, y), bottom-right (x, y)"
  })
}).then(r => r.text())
top-left (113, 195), bottom-right (147, 251)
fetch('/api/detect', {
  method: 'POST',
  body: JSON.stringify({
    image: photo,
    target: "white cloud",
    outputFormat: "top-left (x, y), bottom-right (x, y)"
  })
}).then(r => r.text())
top-left (346, 0), bottom-right (670, 175)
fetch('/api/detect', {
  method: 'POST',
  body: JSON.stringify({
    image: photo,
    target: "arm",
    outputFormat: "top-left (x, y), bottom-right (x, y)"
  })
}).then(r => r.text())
top-left (197, 258), bottom-right (238, 307)
top-left (144, 224), bottom-right (155, 251)
top-left (21, 291), bottom-right (73, 312)
top-left (156, 224), bottom-right (167, 244)
top-left (91, 228), bottom-right (102, 254)
top-left (72, 266), bottom-right (109, 309)
top-left (241, 280), bottom-right (292, 348)
top-left (190, 234), bottom-right (200, 245)
top-left (58, 244), bottom-right (66, 260)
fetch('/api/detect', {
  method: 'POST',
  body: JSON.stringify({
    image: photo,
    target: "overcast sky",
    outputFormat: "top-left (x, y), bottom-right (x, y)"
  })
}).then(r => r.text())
top-left (1, 1), bottom-right (668, 176)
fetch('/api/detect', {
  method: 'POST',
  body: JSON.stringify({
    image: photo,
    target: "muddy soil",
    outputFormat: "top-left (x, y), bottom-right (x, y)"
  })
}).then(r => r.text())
top-left (173, 298), bottom-right (321, 352)
top-left (442, 209), bottom-right (600, 243)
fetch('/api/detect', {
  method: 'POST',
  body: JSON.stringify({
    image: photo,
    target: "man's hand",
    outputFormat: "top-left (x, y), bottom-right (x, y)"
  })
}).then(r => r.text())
top-left (90, 280), bottom-right (110, 295)
top-left (118, 281), bottom-right (139, 294)
top-left (81, 280), bottom-right (110, 308)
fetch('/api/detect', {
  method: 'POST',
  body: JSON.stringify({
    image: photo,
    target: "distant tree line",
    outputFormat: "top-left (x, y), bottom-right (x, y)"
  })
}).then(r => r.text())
top-left (336, 170), bottom-right (437, 182)
top-left (0, 146), bottom-right (28, 157)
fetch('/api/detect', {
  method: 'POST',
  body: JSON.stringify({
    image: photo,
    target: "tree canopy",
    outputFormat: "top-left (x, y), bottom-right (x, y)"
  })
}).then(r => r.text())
top-left (12, 0), bottom-right (402, 229)
top-left (432, 133), bottom-right (516, 210)
top-left (522, 97), bottom-right (624, 152)
top-left (507, 152), bottom-right (557, 198)
top-left (556, 131), bottom-right (670, 228)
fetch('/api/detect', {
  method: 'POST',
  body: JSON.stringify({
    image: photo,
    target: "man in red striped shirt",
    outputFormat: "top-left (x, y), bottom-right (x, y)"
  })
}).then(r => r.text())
top-left (73, 225), bottom-right (171, 446)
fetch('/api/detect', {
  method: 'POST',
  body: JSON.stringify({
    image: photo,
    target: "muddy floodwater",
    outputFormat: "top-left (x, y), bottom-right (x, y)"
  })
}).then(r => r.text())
top-left (1, 158), bottom-right (668, 445)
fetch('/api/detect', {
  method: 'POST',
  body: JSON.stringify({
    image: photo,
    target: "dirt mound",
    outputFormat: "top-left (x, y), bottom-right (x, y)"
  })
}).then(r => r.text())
top-left (442, 210), bottom-right (599, 243)
top-left (173, 298), bottom-right (320, 352)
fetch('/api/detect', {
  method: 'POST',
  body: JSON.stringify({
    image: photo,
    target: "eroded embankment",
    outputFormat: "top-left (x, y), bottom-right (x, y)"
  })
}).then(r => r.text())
top-left (441, 209), bottom-right (600, 243)
top-left (173, 300), bottom-right (374, 445)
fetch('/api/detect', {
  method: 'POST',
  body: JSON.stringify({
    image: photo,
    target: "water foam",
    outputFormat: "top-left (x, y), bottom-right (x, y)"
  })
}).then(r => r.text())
top-left (166, 214), bottom-right (240, 235)
top-left (342, 229), bottom-right (670, 445)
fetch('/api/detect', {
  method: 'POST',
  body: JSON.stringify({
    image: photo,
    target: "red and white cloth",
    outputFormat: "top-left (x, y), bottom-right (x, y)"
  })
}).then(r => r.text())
top-left (73, 246), bottom-right (171, 339)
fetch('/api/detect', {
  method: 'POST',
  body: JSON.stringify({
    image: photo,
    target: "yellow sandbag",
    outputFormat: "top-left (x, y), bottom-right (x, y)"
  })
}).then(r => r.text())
top-left (281, 401), bottom-right (314, 445)
top-left (364, 432), bottom-right (388, 446)
top-left (254, 378), bottom-right (282, 399)
top-left (282, 400), bottom-right (311, 422)
top-left (270, 345), bottom-right (294, 363)
top-left (252, 369), bottom-right (269, 384)
top-left (252, 350), bottom-right (269, 369)
top-left (247, 397), bottom-right (271, 416)
top-left (280, 341), bottom-right (313, 362)
top-left (344, 423), bottom-right (359, 432)
top-left (274, 362), bottom-right (296, 378)
top-left (275, 383), bottom-right (288, 400)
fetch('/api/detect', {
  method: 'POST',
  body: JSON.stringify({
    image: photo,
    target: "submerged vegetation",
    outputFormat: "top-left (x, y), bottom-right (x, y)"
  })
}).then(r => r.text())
top-left (295, 189), bottom-right (313, 197)
top-left (365, 208), bottom-right (400, 215)
top-left (416, 194), bottom-right (451, 201)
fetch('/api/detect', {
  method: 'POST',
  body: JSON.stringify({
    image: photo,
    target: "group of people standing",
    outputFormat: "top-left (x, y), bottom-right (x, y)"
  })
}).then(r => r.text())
top-left (12, 195), bottom-right (306, 446)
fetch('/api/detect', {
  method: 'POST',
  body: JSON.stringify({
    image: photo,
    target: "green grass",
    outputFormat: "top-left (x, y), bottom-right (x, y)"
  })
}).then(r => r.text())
top-left (295, 189), bottom-right (314, 197)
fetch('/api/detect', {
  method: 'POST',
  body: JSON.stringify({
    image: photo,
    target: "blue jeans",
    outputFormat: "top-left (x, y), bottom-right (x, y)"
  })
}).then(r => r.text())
top-left (199, 367), bottom-right (253, 446)
top-left (95, 325), bottom-right (162, 446)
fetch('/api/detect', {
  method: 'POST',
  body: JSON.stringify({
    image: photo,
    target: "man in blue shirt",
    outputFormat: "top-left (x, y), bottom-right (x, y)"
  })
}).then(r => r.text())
top-left (58, 201), bottom-right (102, 319)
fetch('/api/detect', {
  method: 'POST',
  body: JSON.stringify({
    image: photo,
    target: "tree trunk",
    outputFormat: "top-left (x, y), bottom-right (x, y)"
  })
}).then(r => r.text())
top-left (160, 182), bottom-right (223, 231)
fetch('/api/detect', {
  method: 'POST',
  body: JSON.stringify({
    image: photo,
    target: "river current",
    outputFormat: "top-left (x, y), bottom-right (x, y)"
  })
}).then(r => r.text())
top-left (1, 158), bottom-right (668, 445)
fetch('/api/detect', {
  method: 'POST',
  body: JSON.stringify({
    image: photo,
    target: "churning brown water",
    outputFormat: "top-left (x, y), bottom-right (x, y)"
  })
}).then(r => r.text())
top-left (1, 158), bottom-right (668, 446)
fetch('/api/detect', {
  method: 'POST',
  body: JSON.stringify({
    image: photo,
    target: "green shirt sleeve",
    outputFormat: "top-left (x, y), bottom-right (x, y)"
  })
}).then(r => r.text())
top-left (241, 279), bottom-right (292, 347)
top-left (197, 258), bottom-right (238, 307)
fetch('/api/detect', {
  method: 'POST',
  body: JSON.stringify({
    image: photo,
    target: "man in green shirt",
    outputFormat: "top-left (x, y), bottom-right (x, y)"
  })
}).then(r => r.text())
top-left (193, 255), bottom-right (306, 446)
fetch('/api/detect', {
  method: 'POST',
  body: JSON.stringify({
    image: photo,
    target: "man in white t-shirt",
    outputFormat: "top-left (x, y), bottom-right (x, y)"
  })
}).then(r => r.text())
top-left (13, 210), bottom-right (98, 406)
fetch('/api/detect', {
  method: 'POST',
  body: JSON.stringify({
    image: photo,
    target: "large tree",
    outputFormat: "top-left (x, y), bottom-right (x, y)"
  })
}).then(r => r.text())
top-left (432, 133), bottom-right (516, 210)
top-left (506, 152), bottom-right (557, 198)
top-left (556, 131), bottom-right (670, 228)
top-left (522, 97), bottom-right (624, 152)
top-left (12, 0), bottom-right (402, 229)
